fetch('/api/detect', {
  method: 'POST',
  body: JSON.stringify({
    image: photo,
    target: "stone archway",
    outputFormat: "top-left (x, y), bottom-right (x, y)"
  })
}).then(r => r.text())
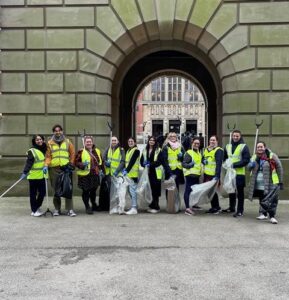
top-left (111, 41), bottom-right (222, 144)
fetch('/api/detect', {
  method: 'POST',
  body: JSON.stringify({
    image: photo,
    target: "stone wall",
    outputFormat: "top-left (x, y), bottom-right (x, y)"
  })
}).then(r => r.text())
top-left (0, 0), bottom-right (288, 197)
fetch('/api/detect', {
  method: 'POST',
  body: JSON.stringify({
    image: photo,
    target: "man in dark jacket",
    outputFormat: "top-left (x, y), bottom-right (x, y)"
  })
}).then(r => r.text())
top-left (222, 130), bottom-right (250, 217)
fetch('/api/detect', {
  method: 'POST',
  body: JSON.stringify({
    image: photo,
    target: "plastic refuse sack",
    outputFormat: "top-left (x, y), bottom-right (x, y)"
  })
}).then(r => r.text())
top-left (164, 177), bottom-right (180, 213)
top-left (136, 167), bottom-right (152, 205)
top-left (99, 175), bottom-right (110, 211)
top-left (189, 179), bottom-right (218, 207)
top-left (222, 159), bottom-right (236, 194)
top-left (109, 176), bottom-right (129, 214)
top-left (260, 185), bottom-right (280, 211)
top-left (54, 171), bottom-right (73, 199)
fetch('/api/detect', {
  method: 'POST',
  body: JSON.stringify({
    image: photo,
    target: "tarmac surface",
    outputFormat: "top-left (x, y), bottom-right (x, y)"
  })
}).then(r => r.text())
top-left (0, 193), bottom-right (289, 300)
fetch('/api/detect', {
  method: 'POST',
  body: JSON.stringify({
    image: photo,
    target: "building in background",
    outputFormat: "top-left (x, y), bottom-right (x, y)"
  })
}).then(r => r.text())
top-left (135, 76), bottom-right (205, 143)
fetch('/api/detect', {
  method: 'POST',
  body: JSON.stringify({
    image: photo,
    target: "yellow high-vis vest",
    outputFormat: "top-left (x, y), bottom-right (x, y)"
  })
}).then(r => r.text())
top-left (203, 147), bottom-right (221, 176)
top-left (125, 147), bottom-right (140, 178)
top-left (226, 143), bottom-right (246, 175)
top-left (167, 146), bottom-right (182, 170)
top-left (27, 148), bottom-right (45, 180)
top-left (142, 148), bottom-right (163, 180)
top-left (50, 139), bottom-right (70, 167)
top-left (105, 147), bottom-right (121, 176)
top-left (77, 148), bottom-right (102, 176)
top-left (250, 153), bottom-right (280, 184)
top-left (183, 149), bottom-right (202, 177)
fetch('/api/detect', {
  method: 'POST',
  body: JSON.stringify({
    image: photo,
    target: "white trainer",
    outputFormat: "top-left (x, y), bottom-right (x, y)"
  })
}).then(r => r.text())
top-left (67, 210), bottom-right (77, 217)
top-left (256, 214), bottom-right (268, 220)
top-left (33, 209), bottom-right (44, 217)
top-left (125, 208), bottom-right (138, 215)
top-left (270, 217), bottom-right (278, 224)
top-left (53, 210), bottom-right (60, 216)
top-left (31, 212), bottom-right (34, 216)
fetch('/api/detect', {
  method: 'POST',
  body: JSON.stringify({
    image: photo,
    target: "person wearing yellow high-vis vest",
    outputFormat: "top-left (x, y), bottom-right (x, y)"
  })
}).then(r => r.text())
top-left (248, 141), bottom-right (283, 224)
top-left (140, 136), bottom-right (164, 213)
top-left (75, 136), bottom-right (104, 214)
top-left (122, 137), bottom-right (140, 215)
top-left (203, 135), bottom-right (224, 214)
top-left (162, 132), bottom-right (185, 190)
top-left (222, 130), bottom-right (250, 217)
top-left (44, 124), bottom-right (76, 217)
top-left (21, 135), bottom-right (47, 217)
top-left (182, 137), bottom-right (202, 216)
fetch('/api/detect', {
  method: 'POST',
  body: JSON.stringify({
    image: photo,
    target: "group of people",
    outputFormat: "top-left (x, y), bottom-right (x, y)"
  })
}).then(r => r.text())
top-left (21, 124), bottom-right (284, 224)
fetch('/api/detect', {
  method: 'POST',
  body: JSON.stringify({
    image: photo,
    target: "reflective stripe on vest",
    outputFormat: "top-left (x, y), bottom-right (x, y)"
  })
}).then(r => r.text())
top-left (183, 150), bottom-right (202, 177)
top-left (27, 148), bottom-right (45, 180)
top-left (105, 147), bottom-right (121, 176)
top-left (226, 143), bottom-right (246, 175)
top-left (125, 147), bottom-right (140, 178)
top-left (142, 148), bottom-right (163, 180)
top-left (77, 148), bottom-right (102, 176)
top-left (251, 153), bottom-right (280, 184)
top-left (167, 146), bottom-right (182, 170)
top-left (50, 140), bottom-right (70, 167)
top-left (203, 147), bottom-right (221, 176)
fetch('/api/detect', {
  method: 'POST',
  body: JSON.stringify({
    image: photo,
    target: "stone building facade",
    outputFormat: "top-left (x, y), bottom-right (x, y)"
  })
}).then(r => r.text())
top-left (0, 0), bottom-right (288, 196)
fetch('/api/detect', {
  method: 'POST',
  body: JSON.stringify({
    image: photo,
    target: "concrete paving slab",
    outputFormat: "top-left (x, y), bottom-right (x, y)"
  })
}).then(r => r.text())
top-left (0, 194), bottom-right (289, 299)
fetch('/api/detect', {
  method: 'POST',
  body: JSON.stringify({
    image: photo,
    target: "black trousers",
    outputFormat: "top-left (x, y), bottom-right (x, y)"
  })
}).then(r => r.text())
top-left (29, 179), bottom-right (46, 213)
top-left (184, 176), bottom-right (200, 208)
top-left (229, 175), bottom-right (245, 213)
top-left (81, 188), bottom-right (97, 209)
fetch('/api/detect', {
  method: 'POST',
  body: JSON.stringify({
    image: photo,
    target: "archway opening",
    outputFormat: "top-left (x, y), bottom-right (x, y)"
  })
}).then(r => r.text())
top-left (117, 50), bottom-right (220, 145)
top-left (135, 74), bottom-right (206, 147)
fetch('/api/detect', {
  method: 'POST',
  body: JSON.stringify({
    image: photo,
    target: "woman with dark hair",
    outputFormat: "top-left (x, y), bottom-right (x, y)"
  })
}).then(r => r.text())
top-left (122, 137), bottom-right (140, 215)
top-left (248, 141), bottom-right (283, 224)
top-left (75, 136), bottom-right (104, 214)
top-left (202, 135), bottom-right (224, 214)
top-left (182, 137), bottom-right (202, 215)
top-left (140, 136), bottom-right (163, 213)
top-left (21, 135), bottom-right (47, 217)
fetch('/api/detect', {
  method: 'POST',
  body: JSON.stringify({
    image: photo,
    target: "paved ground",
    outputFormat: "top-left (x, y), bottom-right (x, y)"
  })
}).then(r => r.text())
top-left (0, 193), bottom-right (289, 300)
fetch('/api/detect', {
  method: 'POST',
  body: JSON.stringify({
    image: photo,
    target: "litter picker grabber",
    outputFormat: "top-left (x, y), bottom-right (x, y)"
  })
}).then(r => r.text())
top-left (107, 121), bottom-right (114, 148)
top-left (43, 177), bottom-right (53, 217)
top-left (0, 178), bottom-right (23, 198)
top-left (253, 118), bottom-right (264, 154)
top-left (78, 129), bottom-right (86, 148)
top-left (227, 122), bottom-right (236, 145)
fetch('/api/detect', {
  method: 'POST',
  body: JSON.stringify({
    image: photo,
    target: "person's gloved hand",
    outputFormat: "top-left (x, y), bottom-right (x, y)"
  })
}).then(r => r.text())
top-left (113, 171), bottom-right (118, 177)
top-left (144, 161), bottom-right (150, 167)
top-left (213, 176), bottom-right (219, 181)
top-left (248, 161), bottom-right (256, 168)
top-left (203, 159), bottom-right (208, 165)
top-left (279, 183), bottom-right (284, 190)
top-left (43, 166), bottom-right (48, 174)
top-left (188, 161), bottom-right (194, 168)
top-left (122, 169), bottom-right (127, 176)
top-left (177, 152), bottom-right (183, 160)
top-left (83, 161), bottom-right (89, 168)
top-left (20, 173), bottom-right (27, 180)
top-left (105, 160), bottom-right (111, 167)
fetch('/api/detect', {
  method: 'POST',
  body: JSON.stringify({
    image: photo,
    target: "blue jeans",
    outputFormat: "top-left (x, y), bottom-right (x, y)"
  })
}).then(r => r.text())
top-left (128, 181), bottom-right (138, 208)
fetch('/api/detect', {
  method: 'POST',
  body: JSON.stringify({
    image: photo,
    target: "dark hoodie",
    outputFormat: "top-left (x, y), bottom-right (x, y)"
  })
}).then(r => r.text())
top-left (224, 137), bottom-right (250, 169)
top-left (23, 142), bottom-right (47, 175)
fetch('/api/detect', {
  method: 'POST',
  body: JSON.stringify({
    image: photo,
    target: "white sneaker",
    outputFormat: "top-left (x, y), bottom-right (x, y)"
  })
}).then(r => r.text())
top-left (270, 217), bottom-right (278, 224)
top-left (33, 209), bottom-right (44, 217)
top-left (31, 212), bottom-right (34, 216)
top-left (67, 210), bottom-right (77, 217)
top-left (118, 206), bottom-right (125, 215)
top-left (53, 210), bottom-right (60, 216)
top-left (148, 209), bottom-right (160, 214)
top-left (256, 214), bottom-right (268, 220)
top-left (126, 208), bottom-right (138, 215)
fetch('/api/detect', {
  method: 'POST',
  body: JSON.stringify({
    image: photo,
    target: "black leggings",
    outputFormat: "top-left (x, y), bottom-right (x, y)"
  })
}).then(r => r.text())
top-left (29, 179), bottom-right (46, 213)
top-left (82, 188), bottom-right (97, 209)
